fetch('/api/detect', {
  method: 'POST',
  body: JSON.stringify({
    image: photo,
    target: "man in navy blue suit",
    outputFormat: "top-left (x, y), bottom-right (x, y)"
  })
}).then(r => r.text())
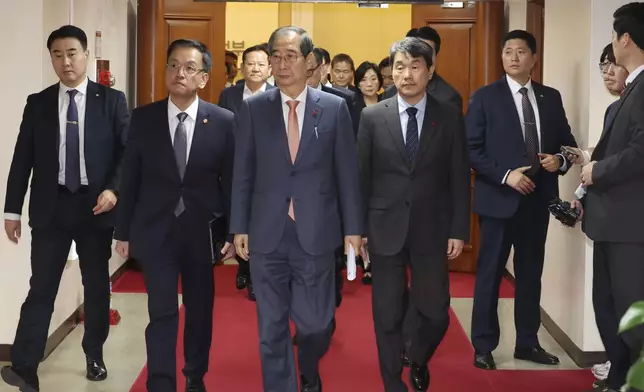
top-left (465, 30), bottom-right (577, 371)
top-left (230, 26), bottom-right (363, 392)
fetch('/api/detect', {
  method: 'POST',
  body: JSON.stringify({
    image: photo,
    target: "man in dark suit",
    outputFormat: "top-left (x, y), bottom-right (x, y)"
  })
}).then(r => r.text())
top-left (1, 25), bottom-right (128, 391)
top-left (218, 44), bottom-right (275, 301)
top-left (383, 27), bottom-right (462, 111)
top-left (357, 37), bottom-right (470, 392)
top-left (573, 5), bottom-right (644, 391)
top-left (231, 26), bottom-right (363, 392)
top-left (114, 39), bottom-right (235, 392)
top-left (465, 30), bottom-right (577, 371)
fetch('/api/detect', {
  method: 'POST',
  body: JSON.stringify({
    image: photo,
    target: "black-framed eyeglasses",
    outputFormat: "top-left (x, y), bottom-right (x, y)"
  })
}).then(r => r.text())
top-left (599, 61), bottom-right (613, 75)
top-left (166, 62), bottom-right (205, 76)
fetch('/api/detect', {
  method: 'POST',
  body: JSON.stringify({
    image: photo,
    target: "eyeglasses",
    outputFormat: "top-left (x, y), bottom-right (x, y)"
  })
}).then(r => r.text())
top-left (599, 61), bottom-right (613, 75)
top-left (166, 62), bottom-right (204, 75)
top-left (270, 53), bottom-right (301, 64)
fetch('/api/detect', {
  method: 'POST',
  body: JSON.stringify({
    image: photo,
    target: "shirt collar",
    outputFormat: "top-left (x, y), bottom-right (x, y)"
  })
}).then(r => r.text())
top-left (168, 97), bottom-right (199, 122)
top-left (243, 82), bottom-right (267, 95)
top-left (626, 64), bottom-right (644, 86)
top-left (506, 74), bottom-right (533, 95)
top-left (314, 83), bottom-right (322, 90)
top-left (280, 86), bottom-right (308, 106)
top-left (397, 93), bottom-right (427, 115)
top-left (59, 77), bottom-right (89, 96)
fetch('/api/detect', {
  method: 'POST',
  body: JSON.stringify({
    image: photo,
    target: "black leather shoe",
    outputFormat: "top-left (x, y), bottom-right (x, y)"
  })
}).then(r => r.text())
top-left (473, 352), bottom-right (496, 370)
top-left (247, 281), bottom-right (256, 301)
top-left (186, 376), bottom-right (206, 392)
top-left (236, 267), bottom-right (248, 289)
top-left (402, 341), bottom-right (412, 367)
top-left (86, 357), bottom-right (108, 381)
top-left (300, 374), bottom-right (322, 392)
top-left (514, 346), bottom-right (560, 365)
top-left (409, 363), bottom-right (429, 391)
top-left (1, 365), bottom-right (39, 391)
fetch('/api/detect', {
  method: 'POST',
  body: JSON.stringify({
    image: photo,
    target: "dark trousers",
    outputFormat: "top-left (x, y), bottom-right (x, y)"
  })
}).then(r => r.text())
top-left (140, 213), bottom-right (215, 392)
top-left (471, 194), bottom-right (549, 354)
top-left (593, 241), bottom-right (644, 390)
top-left (11, 187), bottom-right (112, 370)
top-left (371, 245), bottom-right (450, 392)
top-left (251, 218), bottom-right (335, 392)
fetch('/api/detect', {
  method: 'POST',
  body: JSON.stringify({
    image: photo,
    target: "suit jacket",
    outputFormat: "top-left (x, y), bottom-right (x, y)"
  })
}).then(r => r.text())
top-left (4, 81), bottom-right (129, 228)
top-left (357, 95), bottom-right (471, 256)
top-left (383, 74), bottom-right (463, 111)
top-left (230, 87), bottom-right (363, 256)
top-left (583, 72), bottom-right (644, 243)
top-left (320, 85), bottom-right (360, 136)
top-left (465, 77), bottom-right (577, 219)
top-left (114, 98), bottom-right (235, 260)
top-left (217, 82), bottom-right (276, 116)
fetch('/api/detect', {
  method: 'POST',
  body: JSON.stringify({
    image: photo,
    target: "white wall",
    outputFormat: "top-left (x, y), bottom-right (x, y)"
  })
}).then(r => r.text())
top-left (0, 0), bottom-right (135, 345)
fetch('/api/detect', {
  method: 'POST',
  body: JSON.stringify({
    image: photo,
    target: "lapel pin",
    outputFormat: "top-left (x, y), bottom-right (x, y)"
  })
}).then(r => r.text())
top-left (96, 93), bottom-right (99, 97)
top-left (203, 119), bottom-right (208, 124)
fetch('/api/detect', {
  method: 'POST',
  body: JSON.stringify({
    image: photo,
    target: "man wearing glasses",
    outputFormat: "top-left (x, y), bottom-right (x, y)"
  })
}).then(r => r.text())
top-left (114, 39), bottom-right (236, 392)
top-left (231, 26), bottom-right (362, 392)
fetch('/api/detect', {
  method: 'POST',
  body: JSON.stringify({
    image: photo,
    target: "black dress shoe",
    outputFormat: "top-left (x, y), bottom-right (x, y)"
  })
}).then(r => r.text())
top-left (236, 273), bottom-right (248, 290)
top-left (300, 374), bottom-right (322, 392)
top-left (247, 281), bottom-right (256, 302)
top-left (409, 363), bottom-right (429, 391)
top-left (1, 366), bottom-right (39, 391)
top-left (86, 357), bottom-right (108, 381)
top-left (514, 346), bottom-right (560, 365)
top-left (186, 376), bottom-right (206, 392)
top-left (473, 352), bottom-right (496, 370)
top-left (402, 341), bottom-right (412, 367)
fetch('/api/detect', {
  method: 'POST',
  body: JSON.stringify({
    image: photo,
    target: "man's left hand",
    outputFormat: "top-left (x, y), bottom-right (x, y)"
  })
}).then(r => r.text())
top-left (93, 190), bottom-right (118, 215)
top-left (220, 242), bottom-right (236, 261)
top-left (447, 239), bottom-right (464, 260)
top-left (581, 161), bottom-right (596, 186)
top-left (538, 153), bottom-right (561, 173)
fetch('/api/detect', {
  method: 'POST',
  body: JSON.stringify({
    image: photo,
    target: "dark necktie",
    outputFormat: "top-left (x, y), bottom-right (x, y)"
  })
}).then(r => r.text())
top-left (519, 87), bottom-right (540, 174)
top-left (65, 89), bottom-right (81, 193)
top-left (174, 112), bottom-right (188, 216)
top-left (405, 107), bottom-right (419, 163)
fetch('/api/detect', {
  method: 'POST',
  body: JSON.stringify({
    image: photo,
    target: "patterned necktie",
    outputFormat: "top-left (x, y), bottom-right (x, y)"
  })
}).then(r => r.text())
top-left (519, 87), bottom-right (540, 175)
top-left (65, 89), bottom-right (81, 193)
top-left (405, 107), bottom-right (419, 163)
top-left (286, 100), bottom-right (299, 220)
top-left (174, 112), bottom-right (188, 216)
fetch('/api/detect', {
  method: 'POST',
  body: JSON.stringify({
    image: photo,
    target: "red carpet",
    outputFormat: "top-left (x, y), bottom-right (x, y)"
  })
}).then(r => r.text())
top-left (118, 266), bottom-right (593, 392)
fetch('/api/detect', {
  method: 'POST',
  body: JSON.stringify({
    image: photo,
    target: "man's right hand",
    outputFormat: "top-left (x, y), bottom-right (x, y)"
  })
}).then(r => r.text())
top-left (115, 241), bottom-right (129, 259)
top-left (506, 166), bottom-right (536, 195)
top-left (234, 234), bottom-right (250, 261)
top-left (4, 219), bottom-right (21, 244)
top-left (571, 199), bottom-right (584, 222)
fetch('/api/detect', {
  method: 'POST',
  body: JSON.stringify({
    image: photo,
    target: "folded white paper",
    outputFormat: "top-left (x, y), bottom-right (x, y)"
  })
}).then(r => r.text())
top-left (347, 244), bottom-right (357, 281)
top-left (574, 183), bottom-right (587, 199)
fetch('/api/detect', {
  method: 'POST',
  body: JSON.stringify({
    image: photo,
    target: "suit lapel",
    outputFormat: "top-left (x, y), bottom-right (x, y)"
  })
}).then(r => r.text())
top-left (414, 98), bottom-right (439, 169)
top-left (185, 100), bottom-right (210, 178)
top-left (83, 82), bottom-right (103, 181)
top-left (498, 79), bottom-right (526, 149)
top-left (160, 99), bottom-right (180, 180)
top-left (48, 85), bottom-right (61, 156)
top-left (296, 87), bottom-right (322, 164)
top-left (267, 89), bottom-right (291, 164)
top-left (532, 83), bottom-right (549, 151)
top-left (383, 98), bottom-right (408, 166)
top-left (233, 84), bottom-right (244, 113)
top-left (597, 72), bottom-right (643, 145)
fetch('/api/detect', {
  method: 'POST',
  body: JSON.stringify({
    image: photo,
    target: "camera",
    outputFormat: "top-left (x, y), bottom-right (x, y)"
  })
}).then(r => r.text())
top-left (548, 197), bottom-right (581, 227)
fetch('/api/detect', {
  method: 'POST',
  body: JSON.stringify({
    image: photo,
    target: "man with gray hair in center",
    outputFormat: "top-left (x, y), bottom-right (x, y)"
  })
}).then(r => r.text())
top-left (230, 26), bottom-right (363, 392)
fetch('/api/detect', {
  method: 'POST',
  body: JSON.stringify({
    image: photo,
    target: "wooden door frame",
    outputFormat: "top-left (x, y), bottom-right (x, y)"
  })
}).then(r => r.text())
top-left (527, 0), bottom-right (545, 83)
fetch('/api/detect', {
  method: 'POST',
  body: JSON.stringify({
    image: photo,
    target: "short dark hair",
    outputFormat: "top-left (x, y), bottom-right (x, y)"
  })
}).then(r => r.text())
top-left (406, 26), bottom-right (441, 54)
top-left (318, 48), bottom-right (331, 64)
top-left (225, 51), bottom-right (238, 60)
top-left (601, 43), bottom-right (617, 64)
top-left (354, 61), bottom-right (383, 90)
top-left (267, 26), bottom-right (314, 57)
top-left (47, 25), bottom-right (88, 51)
top-left (242, 44), bottom-right (270, 63)
top-left (378, 57), bottom-right (390, 69)
top-left (167, 39), bottom-right (213, 73)
top-left (503, 30), bottom-right (537, 54)
top-left (312, 48), bottom-right (325, 67)
top-left (331, 53), bottom-right (355, 72)
top-left (389, 37), bottom-right (434, 70)
top-left (613, 2), bottom-right (644, 50)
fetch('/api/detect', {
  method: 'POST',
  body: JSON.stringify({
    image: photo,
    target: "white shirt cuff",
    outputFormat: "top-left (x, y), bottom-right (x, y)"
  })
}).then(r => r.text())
top-left (4, 213), bottom-right (21, 221)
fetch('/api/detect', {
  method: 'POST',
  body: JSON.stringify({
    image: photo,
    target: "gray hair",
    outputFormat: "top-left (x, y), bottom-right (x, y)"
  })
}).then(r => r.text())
top-left (267, 26), bottom-right (314, 57)
top-left (388, 37), bottom-right (434, 69)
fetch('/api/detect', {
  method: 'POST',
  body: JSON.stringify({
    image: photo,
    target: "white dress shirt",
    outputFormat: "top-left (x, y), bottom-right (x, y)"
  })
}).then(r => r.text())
top-left (242, 82), bottom-right (268, 100)
top-left (280, 88), bottom-right (307, 138)
top-left (168, 98), bottom-right (199, 161)
top-left (397, 93), bottom-right (427, 143)
top-left (501, 75), bottom-right (567, 184)
top-left (5, 79), bottom-right (90, 221)
top-left (626, 64), bottom-right (644, 86)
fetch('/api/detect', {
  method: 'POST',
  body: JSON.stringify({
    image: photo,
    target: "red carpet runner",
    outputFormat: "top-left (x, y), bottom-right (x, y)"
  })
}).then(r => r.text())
top-left (113, 267), bottom-right (593, 391)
